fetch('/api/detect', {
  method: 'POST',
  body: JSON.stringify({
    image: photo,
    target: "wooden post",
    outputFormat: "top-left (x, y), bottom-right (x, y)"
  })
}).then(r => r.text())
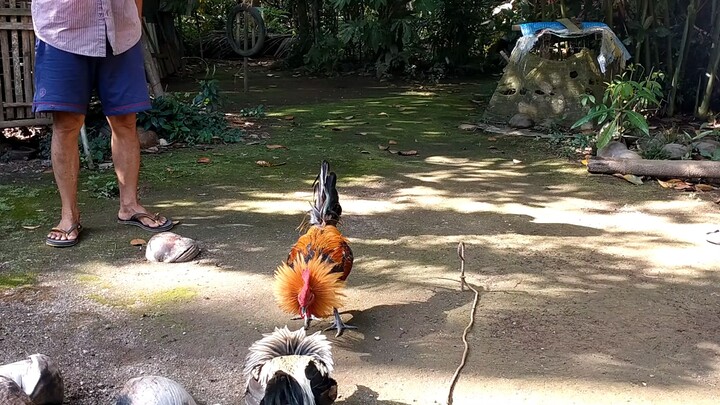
top-left (141, 32), bottom-right (164, 97)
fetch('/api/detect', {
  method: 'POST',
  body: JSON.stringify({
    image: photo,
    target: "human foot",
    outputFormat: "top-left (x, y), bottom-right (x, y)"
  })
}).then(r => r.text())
top-left (117, 209), bottom-right (173, 232)
top-left (46, 223), bottom-right (82, 247)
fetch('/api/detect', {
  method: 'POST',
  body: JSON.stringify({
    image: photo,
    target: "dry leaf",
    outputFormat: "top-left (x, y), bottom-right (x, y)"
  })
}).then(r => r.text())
top-left (512, 159), bottom-right (522, 164)
top-left (385, 123), bottom-right (393, 127)
top-left (22, 225), bottom-right (41, 230)
top-left (197, 157), bottom-right (211, 164)
top-left (458, 123), bottom-right (478, 131)
top-left (388, 149), bottom-right (398, 154)
top-left (360, 150), bottom-right (370, 154)
top-left (398, 150), bottom-right (418, 156)
top-left (266, 144), bottom-right (288, 150)
top-left (378, 112), bottom-right (388, 117)
top-left (695, 184), bottom-right (715, 192)
top-left (487, 136), bottom-right (497, 141)
top-left (284, 115), bottom-right (295, 120)
top-left (614, 173), bottom-right (643, 185)
top-left (378, 144), bottom-right (389, 151)
top-left (388, 140), bottom-right (398, 145)
top-left (130, 238), bottom-right (147, 246)
top-left (581, 159), bottom-right (589, 166)
top-left (256, 160), bottom-right (273, 167)
top-left (344, 115), bottom-right (355, 120)
top-left (356, 132), bottom-right (368, 136)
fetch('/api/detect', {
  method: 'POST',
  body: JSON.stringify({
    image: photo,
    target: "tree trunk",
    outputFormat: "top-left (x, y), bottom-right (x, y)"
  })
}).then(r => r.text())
top-left (663, 0), bottom-right (674, 77)
top-left (697, 0), bottom-right (720, 118)
top-left (604, 0), bottom-right (613, 27)
top-left (588, 157), bottom-right (720, 179)
top-left (668, 0), bottom-right (697, 117)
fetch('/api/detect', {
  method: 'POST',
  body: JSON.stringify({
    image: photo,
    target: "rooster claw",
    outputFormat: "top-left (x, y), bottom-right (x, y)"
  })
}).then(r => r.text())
top-left (325, 308), bottom-right (357, 337)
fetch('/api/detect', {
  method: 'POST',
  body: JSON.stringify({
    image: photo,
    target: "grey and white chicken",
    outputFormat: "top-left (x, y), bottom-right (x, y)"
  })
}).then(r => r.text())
top-left (243, 327), bottom-right (337, 405)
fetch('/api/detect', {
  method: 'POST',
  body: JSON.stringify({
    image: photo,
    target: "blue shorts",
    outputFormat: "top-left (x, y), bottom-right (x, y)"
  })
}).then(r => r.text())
top-left (32, 40), bottom-right (151, 116)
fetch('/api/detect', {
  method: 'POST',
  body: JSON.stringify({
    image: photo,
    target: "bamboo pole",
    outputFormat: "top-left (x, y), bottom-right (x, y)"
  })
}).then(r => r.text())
top-left (664, 0), bottom-right (674, 77)
top-left (668, 0), bottom-right (697, 117)
top-left (697, 0), bottom-right (720, 117)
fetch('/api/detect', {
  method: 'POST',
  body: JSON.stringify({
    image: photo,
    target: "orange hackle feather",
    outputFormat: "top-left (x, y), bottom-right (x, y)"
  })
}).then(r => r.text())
top-left (273, 254), bottom-right (346, 318)
top-left (287, 226), bottom-right (352, 280)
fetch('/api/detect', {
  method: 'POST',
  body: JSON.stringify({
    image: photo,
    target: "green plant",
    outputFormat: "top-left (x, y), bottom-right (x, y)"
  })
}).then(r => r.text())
top-left (192, 78), bottom-right (223, 111)
top-left (85, 175), bottom-right (119, 199)
top-left (138, 94), bottom-right (244, 145)
top-left (572, 65), bottom-right (664, 149)
top-left (549, 131), bottom-right (593, 158)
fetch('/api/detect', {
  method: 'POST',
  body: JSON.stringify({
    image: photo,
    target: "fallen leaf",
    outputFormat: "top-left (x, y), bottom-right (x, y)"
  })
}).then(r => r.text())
top-left (284, 115), bottom-right (295, 121)
top-left (22, 225), bottom-right (41, 230)
top-left (130, 238), bottom-right (147, 246)
top-left (197, 157), bottom-right (211, 164)
top-left (356, 132), bottom-right (368, 136)
top-left (458, 123), bottom-right (479, 131)
top-left (378, 144), bottom-right (389, 151)
top-left (614, 173), bottom-right (644, 185)
top-left (266, 144), bottom-right (288, 150)
top-left (398, 150), bottom-right (418, 156)
top-left (512, 159), bottom-right (522, 164)
top-left (245, 141), bottom-right (261, 146)
top-left (360, 150), bottom-right (370, 154)
top-left (695, 184), bottom-right (715, 192)
top-left (344, 115), bottom-right (355, 120)
top-left (255, 160), bottom-right (286, 167)
top-left (388, 140), bottom-right (398, 145)
top-left (581, 159), bottom-right (589, 166)
top-left (385, 123), bottom-right (393, 127)
top-left (487, 137), bottom-right (498, 141)
top-left (378, 112), bottom-right (388, 117)
top-left (388, 149), bottom-right (398, 154)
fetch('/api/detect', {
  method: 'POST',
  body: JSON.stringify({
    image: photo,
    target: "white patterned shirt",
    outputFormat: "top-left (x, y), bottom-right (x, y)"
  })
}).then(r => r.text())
top-left (31, 0), bottom-right (142, 57)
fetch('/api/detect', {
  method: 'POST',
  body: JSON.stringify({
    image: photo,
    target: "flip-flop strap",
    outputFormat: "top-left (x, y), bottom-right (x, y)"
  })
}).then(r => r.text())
top-left (50, 223), bottom-right (81, 236)
top-left (130, 212), bottom-right (163, 222)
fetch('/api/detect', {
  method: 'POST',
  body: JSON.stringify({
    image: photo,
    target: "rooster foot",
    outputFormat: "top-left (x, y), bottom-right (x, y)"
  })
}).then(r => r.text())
top-left (324, 308), bottom-right (357, 337)
top-left (292, 314), bottom-right (321, 330)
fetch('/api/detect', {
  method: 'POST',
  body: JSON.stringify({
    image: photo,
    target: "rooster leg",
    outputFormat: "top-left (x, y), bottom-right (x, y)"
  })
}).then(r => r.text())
top-left (324, 307), bottom-right (357, 337)
top-left (291, 314), bottom-right (321, 330)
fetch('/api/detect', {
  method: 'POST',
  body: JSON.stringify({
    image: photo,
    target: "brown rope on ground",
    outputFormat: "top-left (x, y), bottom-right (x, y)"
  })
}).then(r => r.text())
top-left (447, 241), bottom-right (480, 405)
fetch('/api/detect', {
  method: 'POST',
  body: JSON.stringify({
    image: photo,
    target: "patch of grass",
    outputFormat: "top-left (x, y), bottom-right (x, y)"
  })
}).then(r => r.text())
top-left (0, 185), bottom-right (56, 232)
top-left (87, 293), bottom-right (135, 308)
top-left (0, 272), bottom-right (37, 289)
top-left (142, 287), bottom-right (198, 306)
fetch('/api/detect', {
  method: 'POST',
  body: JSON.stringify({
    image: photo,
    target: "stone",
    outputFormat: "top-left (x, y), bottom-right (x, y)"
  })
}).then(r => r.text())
top-left (693, 139), bottom-right (720, 158)
top-left (661, 143), bottom-right (689, 160)
top-left (597, 141), bottom-right (642, 160)
top-left (145, 232), bottom-right (200, 263)
top-left (508, 113), bottom-right (534, 129)
top-left (137, 128), bottom-right (159, 149)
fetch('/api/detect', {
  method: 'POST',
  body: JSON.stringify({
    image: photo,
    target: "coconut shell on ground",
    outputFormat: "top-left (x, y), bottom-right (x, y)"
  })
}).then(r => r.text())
top-left (145, 232), bottom-right (200, 263)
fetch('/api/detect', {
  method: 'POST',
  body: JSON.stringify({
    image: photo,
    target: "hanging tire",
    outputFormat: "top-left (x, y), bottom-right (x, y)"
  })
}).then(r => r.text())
top-left (226, 4), bottom-right (267, 57)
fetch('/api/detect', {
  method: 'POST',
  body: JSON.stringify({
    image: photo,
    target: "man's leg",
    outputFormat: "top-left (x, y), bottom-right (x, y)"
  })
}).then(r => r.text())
top-left (108, 113), bottom-right (168, 229)
top-left (47, 112), bottom-right (85, 243)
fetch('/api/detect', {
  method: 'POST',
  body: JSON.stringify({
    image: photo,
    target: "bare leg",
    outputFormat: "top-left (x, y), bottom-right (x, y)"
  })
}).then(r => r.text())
top-left (107, 113), bottom-right (168, 229)
top-left (325, 308), bottom-right (357, 337)
top-left (47, 112), bottom-right (85, 244)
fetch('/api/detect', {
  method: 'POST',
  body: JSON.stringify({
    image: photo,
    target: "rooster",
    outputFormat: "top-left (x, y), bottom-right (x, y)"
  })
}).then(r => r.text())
top-left (273, 160), bottom-right (356, 337)
top-left (243, 326), bottom-right (337, 405)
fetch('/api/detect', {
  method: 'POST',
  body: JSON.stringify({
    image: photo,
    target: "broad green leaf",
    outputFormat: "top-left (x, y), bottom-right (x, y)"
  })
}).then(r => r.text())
top-left (624, 111), bottom-right (649, 135)
top-left (597, 120), bottom-right (618, 149)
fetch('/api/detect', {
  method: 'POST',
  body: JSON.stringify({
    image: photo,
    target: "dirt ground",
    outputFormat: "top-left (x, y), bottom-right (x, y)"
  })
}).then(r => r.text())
top-left (2, 68), bottom-right (720, 405)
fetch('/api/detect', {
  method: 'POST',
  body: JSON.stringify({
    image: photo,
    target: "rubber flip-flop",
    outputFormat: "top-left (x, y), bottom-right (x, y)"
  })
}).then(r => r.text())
top-left (117, 212), bottom-right (174, 233)
top-left (45, 224), bottom-right (82, 248)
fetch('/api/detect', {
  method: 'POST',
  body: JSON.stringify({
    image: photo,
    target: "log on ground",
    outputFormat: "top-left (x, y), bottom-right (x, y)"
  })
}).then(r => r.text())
top-left (588, 158), bottom-right (720, 179)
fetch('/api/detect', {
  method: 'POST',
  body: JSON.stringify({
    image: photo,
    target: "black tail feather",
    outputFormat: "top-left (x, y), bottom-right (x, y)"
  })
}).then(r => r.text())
top-left (260, 371), bottom-right (305, 405)
top-left (309, 161), bottom-right (342, 226)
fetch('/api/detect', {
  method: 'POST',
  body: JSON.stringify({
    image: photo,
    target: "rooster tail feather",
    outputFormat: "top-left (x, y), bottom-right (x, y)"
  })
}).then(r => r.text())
top-left (309, 161), bottom-right (341, 226)
top-left (243, 327), bottom-right (335, 387)
top-left (258, 371), bottom-right (305, 405)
